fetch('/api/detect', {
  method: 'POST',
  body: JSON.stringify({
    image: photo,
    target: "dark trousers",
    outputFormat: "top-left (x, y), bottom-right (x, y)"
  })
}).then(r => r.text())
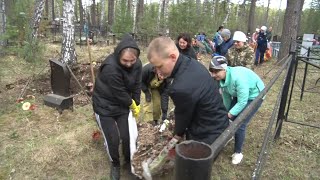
top-left (230, 98), bottom-right (263, 153)
top-left (255, 49), bottom-right (266, 65)
top-left (95, 113), bottom-right (130, 167)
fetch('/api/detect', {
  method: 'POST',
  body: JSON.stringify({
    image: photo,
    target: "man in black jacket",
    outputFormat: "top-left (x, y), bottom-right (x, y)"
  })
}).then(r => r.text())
top-left (141, 63), bottom-right (169, 125)
top-left (147, 36), bottom-right (229, 145)
top-left (92, 34), bottom-right (142, 180)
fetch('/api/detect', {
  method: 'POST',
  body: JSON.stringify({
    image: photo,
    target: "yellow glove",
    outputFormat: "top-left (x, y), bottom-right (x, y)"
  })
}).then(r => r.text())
top-left (130, 99), bottom-right (140, 118)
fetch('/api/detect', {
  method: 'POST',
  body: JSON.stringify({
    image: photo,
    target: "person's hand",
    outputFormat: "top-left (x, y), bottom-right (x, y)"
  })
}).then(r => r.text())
top-left (228, 113), bottom-right (234, 120)
top-left (173, 135), bottom-right (182, 142)
top-left (145, 92), bottom-right (151, 102)
top-left (130, 99), bottom-right (140, 118)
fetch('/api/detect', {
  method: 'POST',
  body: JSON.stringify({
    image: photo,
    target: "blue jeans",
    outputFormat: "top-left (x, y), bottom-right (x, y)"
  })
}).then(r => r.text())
top-left (255, 49), bottom-right (266, 65)
top-left (231, 98), bottom-right (263, 153)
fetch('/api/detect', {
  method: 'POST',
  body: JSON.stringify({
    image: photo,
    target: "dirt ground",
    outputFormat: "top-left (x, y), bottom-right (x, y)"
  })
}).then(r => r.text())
top-left (0, 42), bottom-right (319, 179)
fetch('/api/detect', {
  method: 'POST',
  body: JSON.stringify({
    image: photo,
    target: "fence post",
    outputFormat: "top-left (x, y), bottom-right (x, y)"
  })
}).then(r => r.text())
top-left (300, 47), bottom-right (311, 101)
top-left (274, 51), bottom-right (296, 140)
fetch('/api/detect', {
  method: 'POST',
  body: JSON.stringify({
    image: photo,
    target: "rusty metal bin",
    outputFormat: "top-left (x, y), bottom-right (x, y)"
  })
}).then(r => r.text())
top-left (175, 140), bottom-right (214, 180)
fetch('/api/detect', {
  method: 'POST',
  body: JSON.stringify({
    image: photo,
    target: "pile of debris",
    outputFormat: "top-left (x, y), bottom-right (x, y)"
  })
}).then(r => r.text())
top-left (132, 114), bottom-right (176, 179)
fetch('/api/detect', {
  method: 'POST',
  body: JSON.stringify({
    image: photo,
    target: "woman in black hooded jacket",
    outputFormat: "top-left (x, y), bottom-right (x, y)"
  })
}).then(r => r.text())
top-left (92, 33), bottom-right (142, 180)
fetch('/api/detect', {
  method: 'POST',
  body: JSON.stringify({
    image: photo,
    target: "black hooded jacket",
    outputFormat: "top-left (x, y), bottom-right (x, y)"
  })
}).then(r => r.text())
top-left (141, 63), bottom-right (169, 118)
top-left (168, 55), bottom-right (229, 144)
top-left (92, 34), bottom-right (142, 117)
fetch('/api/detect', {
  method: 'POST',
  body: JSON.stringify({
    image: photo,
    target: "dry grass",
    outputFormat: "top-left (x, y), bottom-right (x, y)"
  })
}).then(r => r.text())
top-left (0, 42), bottom-right (319, 180)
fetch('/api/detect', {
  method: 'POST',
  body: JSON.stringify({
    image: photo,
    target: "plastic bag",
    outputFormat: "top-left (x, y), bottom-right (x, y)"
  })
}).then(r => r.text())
top-left (128, 111), bottom-right (138, 173)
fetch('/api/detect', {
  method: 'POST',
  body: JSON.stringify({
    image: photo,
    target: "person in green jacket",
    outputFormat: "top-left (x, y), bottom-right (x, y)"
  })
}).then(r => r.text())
top-left (208, 56), bottom-right (265, 165)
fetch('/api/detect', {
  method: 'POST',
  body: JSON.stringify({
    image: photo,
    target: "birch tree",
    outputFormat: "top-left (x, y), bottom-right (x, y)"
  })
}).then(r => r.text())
top-left (222, 0), bottom-right (231, 26)
top-left (61, 0), bottom-right (77, 64)
top-left (31, 0), bottom-right (45, 39)
top-left (0, 0), bottom-right (6, 46)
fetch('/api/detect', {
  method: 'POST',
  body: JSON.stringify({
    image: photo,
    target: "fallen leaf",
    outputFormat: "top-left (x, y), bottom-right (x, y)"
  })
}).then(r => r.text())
top-left (29, 104), bottom-right (36, 110)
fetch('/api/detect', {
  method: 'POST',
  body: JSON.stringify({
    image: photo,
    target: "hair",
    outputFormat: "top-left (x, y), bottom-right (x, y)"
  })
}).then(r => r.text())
top-left (217, 25), bottom-right (224, 32)
top-left (177, 33), bottom-right (192, 48)
top-left (147, 37), bottom-right (178, 60)
top-left (120, 48), bottom-right (139, 58)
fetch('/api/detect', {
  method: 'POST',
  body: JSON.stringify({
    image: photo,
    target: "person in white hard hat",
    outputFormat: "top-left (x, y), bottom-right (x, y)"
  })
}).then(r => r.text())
top-left (255, 26), bottom-right (268, 65)
top-left (225, 31), bottom-right (255, 70)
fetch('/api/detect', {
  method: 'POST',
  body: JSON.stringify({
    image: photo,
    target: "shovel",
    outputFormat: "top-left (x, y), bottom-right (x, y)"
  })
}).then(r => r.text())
top-left (142, 137), bottom-right (179, 180)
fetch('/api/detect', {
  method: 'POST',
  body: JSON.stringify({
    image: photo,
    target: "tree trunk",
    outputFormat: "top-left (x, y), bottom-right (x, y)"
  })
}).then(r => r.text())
top-left (196, 0), bottom-right (201, 15)
top-left (247, 0), bottom-right (256, 34)
top-left (79, 0), bottom-right (84, 31)
top-left (278, 0), bottom-right (305, 60)
top-left (100, 0), bottom-right (105, 29)
top-left (91, 0), bottom-right (96, 27)
top-left (51, 0), bottom-right (55, 21)
top-left (31, 0), bottom-right (45, 39)
top-left (264, 0), bottom-right (270, 25)
top-left (108, 0), bottom-right (115, 31)
top-left (4, 0), bottom-right (13, 18)
top-left (61, 0), bottom-right (77, 65)
top-left (0, 0), bottom-right (6, 46)
top-left (222, 0), bottom-right (230, 26)
top-left (45, 0), bottom-right (49, 18)
top-left (135, 0), bottom-right (143, 33)
top-left (74, 0), bottom-right (78, 22)
top-left (127, 0), bottom-right (132, 14)
top-left (132, 0), bottom-right (136, 33)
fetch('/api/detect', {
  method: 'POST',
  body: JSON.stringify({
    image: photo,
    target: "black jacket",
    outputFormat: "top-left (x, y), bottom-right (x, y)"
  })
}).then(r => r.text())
top-left (176, 44), bottom-right (197, 60)
top-left (257, 32), bottom-right (268, 52)
top-left (168, 55), bottom-right (229, 144)
top-left (92, 34), bottom-right (142, 116)
top-left (141, 63), bottom-right (169, 119)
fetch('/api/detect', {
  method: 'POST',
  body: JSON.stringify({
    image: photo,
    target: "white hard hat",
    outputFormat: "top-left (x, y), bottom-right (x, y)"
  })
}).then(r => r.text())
top-left (233, 31), bottom-right (247, 42)
top-left (261, 26), bottom-right (267, 31)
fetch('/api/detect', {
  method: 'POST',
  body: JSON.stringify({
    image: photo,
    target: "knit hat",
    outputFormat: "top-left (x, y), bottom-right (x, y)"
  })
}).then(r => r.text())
top-left (220, 29), bottom-right (231, 38)
top-left (209, 56), bottom-right (228, 70)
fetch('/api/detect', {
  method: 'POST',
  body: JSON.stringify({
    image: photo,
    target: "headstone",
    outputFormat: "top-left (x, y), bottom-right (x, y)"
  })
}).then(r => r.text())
top-left (44, 59), bottom-right (73, 113)
top-left (50, 59), bottom-right (71, 97)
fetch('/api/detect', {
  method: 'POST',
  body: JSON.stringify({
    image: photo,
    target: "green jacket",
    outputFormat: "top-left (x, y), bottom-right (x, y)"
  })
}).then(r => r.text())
top-left (220, 66), bottom-right (265, 116)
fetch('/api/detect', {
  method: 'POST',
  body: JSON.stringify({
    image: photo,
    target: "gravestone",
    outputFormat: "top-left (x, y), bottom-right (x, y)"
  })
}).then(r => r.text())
top-left (44, 59), bottom-right (73, 113)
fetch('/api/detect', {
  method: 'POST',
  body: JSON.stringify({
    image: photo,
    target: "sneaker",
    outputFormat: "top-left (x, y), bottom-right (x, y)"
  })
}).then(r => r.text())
top-left (231, 153), bottom-right (243, 165)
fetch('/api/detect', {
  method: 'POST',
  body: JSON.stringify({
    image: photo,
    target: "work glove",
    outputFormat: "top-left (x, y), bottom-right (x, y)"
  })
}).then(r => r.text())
top-left (130, 99), bottom-right (140, 119)
top-left (145, 91), bottom-right (152, 102)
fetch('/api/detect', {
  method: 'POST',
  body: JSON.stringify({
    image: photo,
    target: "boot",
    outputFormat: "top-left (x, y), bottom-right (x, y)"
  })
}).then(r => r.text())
top-left (110, 166), bottom-right (120, 180)
top-left (153, 120), bottom-right (158, 126)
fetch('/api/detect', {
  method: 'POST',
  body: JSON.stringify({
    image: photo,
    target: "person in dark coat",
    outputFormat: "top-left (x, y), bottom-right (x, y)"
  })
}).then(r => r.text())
top-left (141, 63), bottom-right (169, 125)
top-left (215, 28), bottom-right (234, 56)
top-left (92, 33), bottom-right (142, 180)
top-left (255, 26), bottom-right (268, 65)
top-left (147, 36), bottom-right (229, 145)
top-left (176, 33), bottom-right (197, 60)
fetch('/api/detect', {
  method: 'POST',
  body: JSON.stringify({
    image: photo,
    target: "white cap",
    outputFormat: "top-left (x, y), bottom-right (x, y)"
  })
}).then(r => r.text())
top-left (261, 26), bottom-right (267, 31)
top-left (233, 31), bottom-right (247, 42)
